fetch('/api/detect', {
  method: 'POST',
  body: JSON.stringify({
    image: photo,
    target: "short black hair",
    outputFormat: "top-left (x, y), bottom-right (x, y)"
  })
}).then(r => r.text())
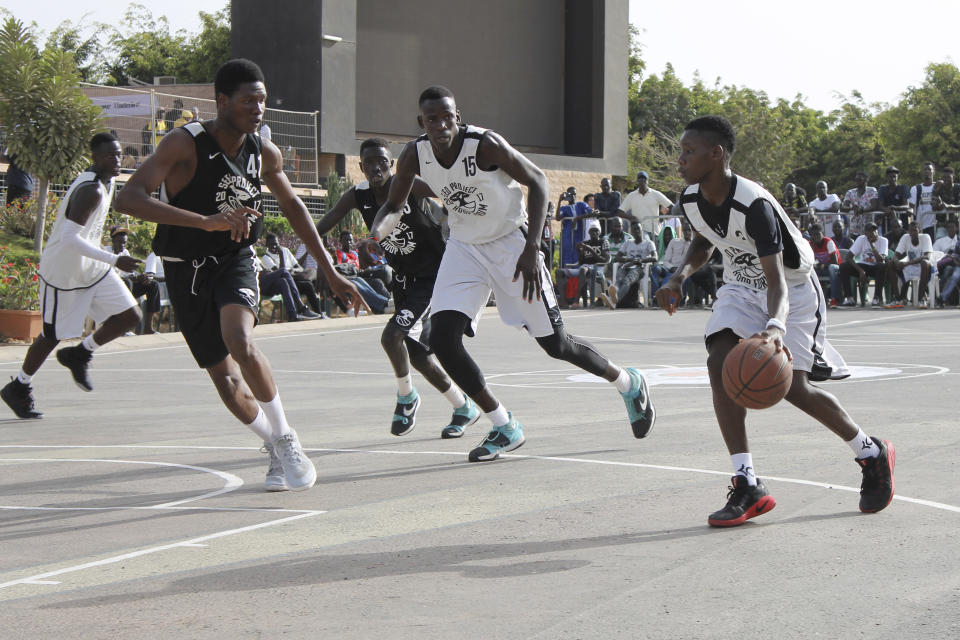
top-left (418, 85), bottom-right (455, 106)
top-left (90, 132), bottom-right (117, 152)
top-left (807, 222), bottom-right (823, 234)
top-left (215, 59), bottom-right (265, 97)
top-left (943, 167), bottom-right (955, 174)
top-left (360, 138), bottom-right (390, 156)
top-left (865, 222), bottom-right (878, 232)
top-left (684, 115), bottom-right (736, 154)
top-left (583, 193), bottom-right (594, 202)
top-left (265, 232), bottom-right (278, 242)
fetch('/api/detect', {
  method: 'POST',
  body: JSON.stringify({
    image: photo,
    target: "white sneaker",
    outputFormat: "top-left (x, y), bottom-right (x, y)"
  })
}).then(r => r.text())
top-left (272, 430), bottom-right (317, 491)
top-left (262, 441), bottom-right (288, 492)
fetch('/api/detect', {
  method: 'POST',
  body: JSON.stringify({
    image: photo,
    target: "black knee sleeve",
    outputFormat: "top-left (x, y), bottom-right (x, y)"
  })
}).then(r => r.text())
top-left (535, 328), bottom-right (609, 377)
top-left (429, 311), bottom-right (486, 396)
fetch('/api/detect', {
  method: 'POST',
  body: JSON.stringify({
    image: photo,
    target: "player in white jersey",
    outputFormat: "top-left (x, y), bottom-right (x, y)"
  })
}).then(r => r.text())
top-left (655, 115), bottom-right (895, 526)
top-left (2, 133), bottom-right (142, 419)
top-left (369, 85), bottom-right (655, 462)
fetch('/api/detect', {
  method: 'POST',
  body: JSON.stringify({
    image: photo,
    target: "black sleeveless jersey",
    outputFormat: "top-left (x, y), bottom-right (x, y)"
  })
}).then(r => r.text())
top-left (355, 177), bottom-right (445, 278)
top-left (152, 121), bottom-right (264, 259)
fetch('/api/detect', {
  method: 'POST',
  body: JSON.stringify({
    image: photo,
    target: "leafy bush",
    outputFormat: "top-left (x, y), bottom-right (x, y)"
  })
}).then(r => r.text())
top-left (0, 194), bottom-right (59, 241)
top-left (0, 245), bottom-right (39, 310)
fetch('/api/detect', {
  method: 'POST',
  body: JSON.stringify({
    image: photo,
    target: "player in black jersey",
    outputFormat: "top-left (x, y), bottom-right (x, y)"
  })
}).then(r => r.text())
top-left (117, 59), bottom-right (368, 493)
top-left (317, 138), bottom-right (480, 438)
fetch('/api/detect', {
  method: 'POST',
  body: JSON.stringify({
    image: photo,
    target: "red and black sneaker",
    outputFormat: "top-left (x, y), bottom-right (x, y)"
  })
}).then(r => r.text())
top-left (707, 476), bottom-right (776, 527)
top-left (857, 438), bottom-right (896, 513)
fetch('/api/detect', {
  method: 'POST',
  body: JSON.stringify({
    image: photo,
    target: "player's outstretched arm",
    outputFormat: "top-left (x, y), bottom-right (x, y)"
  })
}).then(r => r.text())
top-left (369, 142), bottom-right (418, 241)
top-left (477, 131), bottom-right (549, 302)
top-left (260, 140), bottom-right (370, 316)
top-left (315, 186), bottom-right (358, 236)
top-left (115, 129), bottom-right (258, 242)
top-left (755, 252), bottom-right (790, 358)
top-left (655, 231), bottom-right (713, 315)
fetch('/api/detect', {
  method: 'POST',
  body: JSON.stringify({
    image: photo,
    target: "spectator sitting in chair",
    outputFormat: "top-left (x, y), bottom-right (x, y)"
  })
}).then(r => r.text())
top-left (838, 222), bottom-right (889, 307)
top-left (333, 231), bottom-right (391, 314)
top-left (107, 226), bottom-right (161, 334)
top-left (602, 219), bottom-right (658, 309)
top-left (840, 171), bottom-right (878, 238)
top-left (256, 251), bottom-right (320, 322)
top-left (934, 221), bottom-right (960, 307)
top-left (648, 226), bottom-right (675, 301)
top-left (884, 216), bottom-right (905, 249)
top-left (809, 180), bottom-right (843, 229)
top-left (555, 224), bottom-right (608, 308)
top-left (886, 221), bottom-right (935, 308)
top-left (261, 232), bottom-right (323, 315)
top-left (807, 222), bottom-right (842, 306)
top-left (603, 216), bottom-right (633, 282)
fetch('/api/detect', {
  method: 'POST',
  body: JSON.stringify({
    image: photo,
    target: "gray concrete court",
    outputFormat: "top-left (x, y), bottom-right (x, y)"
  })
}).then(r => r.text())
top-left (0, 307), bottom-right (957, 639)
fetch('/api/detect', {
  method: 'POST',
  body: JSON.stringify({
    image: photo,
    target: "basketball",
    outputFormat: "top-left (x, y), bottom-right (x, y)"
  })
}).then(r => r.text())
top-left (722, 337), bottom-right (793, 409)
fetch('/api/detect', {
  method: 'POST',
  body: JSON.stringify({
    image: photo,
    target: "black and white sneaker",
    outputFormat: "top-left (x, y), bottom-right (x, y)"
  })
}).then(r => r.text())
top-left (391, 390), bottom-right (420, 436)
top-left (857, 438), bottom-right (895, 513)
top-left (56, 345), bottom-right (94, 392)
top-left (707, 476), bottom-right (776, 527)
top-left (1, 377), bottom-right (43, 419)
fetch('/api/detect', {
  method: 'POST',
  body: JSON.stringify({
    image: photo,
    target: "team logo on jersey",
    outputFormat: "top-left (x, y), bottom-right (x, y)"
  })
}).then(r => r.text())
top-left (382, 204), bottom-right (417, 256)
top-left (395, 308), bottom-right (416, 327)
top-left (237, 287), bottom-right (259, 306)
top-left (439, 182), bottom-right (487, 216)
top-left (724, 248), bottom-right (767, 288)
top-left (215, 174), bottom-right (261, 214)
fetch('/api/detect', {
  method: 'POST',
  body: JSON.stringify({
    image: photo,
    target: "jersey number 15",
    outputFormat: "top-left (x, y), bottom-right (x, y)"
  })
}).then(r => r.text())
top-left (462, 155), bottom-right (477, 177)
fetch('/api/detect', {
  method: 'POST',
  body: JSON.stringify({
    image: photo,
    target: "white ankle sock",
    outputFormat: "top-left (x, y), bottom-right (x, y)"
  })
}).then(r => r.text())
top-left (441, 384), bottom-right (466, 408)
top-left (258, 390), bottom-right (293, 440)
top-left (81, 334), bottom-right (100, 352)
top-left (613, 368), bottom-right (632, 393)
top-left (846, 429), bottom-right (879, 459)
top-left (244, 407), bottom-right (273, 441)
top-left (397, 375), bottom-right (414, 396)
top-left (16, 369), bottom-right (33, 384)
top-left (731, 453), bottom-right (757, 486)
top-left (486, 403), bottom-right (510, 428)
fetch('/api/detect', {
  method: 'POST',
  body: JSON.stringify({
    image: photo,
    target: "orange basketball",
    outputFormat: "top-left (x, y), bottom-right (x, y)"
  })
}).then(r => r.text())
top-left (722, 337), bottom-right (793, 409)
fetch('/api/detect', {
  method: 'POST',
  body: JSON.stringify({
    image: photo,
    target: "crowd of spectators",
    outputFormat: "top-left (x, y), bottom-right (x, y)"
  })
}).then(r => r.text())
top-left (551, 162), bottom-right (960, 312)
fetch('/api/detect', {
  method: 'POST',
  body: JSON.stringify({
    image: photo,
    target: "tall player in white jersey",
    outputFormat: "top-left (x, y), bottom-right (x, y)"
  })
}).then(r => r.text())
top-left (370, 85), bottom-right (655, 462)
top-left (2, 133), bottom-right (142, 419)
top-left (655, 115), bottom-right (895, 526)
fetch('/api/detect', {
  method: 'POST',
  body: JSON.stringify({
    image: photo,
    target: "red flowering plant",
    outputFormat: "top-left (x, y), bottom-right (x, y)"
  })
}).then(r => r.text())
top-left (0, 246), bottom-right (40, 310)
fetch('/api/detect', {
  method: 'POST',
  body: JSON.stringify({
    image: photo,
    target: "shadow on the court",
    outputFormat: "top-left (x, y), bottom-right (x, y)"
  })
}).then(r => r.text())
top-left (39, 508), bottom-right (868, 609)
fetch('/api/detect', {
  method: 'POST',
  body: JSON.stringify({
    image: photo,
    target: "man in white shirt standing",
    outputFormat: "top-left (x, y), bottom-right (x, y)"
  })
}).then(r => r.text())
top-left (809, 181), bottom-right (843, 229)
top-left (617, 171), bottom-right (673, 238)
top-left (2, 133), bottom-right (141, 419)
top-left (887, 221), bottom-right (935, 308)
top-left (911, 162), bottom-right (938, 238)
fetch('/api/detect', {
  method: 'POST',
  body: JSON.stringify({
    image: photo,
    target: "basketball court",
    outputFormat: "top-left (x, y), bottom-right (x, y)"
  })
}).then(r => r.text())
top-left (1, 307), bottom-right (957, 638)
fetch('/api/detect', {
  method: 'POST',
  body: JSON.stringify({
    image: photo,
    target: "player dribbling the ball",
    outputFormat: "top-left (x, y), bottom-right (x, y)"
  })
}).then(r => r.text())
top-left (655, 115), bottom-right (895, 527)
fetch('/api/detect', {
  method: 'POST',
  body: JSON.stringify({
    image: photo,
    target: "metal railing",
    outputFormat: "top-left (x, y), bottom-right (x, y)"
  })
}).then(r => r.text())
top-left (81, 83), bottom-right (320, 186)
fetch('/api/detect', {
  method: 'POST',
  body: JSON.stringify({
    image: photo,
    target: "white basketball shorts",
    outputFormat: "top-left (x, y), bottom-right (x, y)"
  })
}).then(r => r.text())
top-left (430, 229), bottom-right (560, 338)
top-left (40, 270), bottom-right (138, 340)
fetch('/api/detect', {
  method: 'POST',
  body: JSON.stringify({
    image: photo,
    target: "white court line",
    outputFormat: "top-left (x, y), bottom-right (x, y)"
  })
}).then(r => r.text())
top-left (0, 510), bottom-right (324, 590)
top-left (0, 458), bottom-right (242, 508)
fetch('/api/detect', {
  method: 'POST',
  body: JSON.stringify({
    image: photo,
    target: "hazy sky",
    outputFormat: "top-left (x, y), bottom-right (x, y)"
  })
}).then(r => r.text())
top-left (9, 0), bottom-right (960, 113)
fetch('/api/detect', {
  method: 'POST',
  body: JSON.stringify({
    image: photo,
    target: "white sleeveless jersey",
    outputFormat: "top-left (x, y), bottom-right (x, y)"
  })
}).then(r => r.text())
top-left (416, 125), bottom-right (526, 244)
top-left (680, 175), bottom-right (813, 291)
top-left (38, 171), bottom-right (115, 290)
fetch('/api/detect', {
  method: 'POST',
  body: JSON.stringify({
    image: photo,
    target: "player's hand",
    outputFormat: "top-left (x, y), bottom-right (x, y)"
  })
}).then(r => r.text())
top-left (513, 243), bottom-right (543, 303)
top-left (329, 272), bottom-right (372, 317)
top-left (204, 207), bottom-right (262, 242)
top-left (654, 280), bottom-right (682, 316)
top-left (115, 256), bottom-right (141, 272)
top-left (750, 329), bottom-right (793, 362)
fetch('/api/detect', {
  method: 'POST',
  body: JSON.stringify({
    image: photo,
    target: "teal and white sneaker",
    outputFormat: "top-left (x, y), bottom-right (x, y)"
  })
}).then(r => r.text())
top-left (621, 367), bottom-right (655, 438)
top-left (468, 413), bottom-right (525, 462)
top-left (391, 389), bottom-right (420, 436)
top-left (441, 397), bottom-right (481, 439)
top-left (262, 440), bottom-right (288, 492)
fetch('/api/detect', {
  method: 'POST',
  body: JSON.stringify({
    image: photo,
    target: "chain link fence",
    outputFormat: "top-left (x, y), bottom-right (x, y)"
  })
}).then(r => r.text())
top-left (81, 83), bottom-right (320, 186)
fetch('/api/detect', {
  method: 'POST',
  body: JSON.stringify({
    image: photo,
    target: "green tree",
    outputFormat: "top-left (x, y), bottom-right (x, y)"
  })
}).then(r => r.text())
top-left (104, 4), bottom-right (189, 85)
top-left (0, 18), bottom-right (103, 252)
top-left (44, 17), bottom-right (110, 83)
top-left (181, 4), bottom-right (231, 83)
